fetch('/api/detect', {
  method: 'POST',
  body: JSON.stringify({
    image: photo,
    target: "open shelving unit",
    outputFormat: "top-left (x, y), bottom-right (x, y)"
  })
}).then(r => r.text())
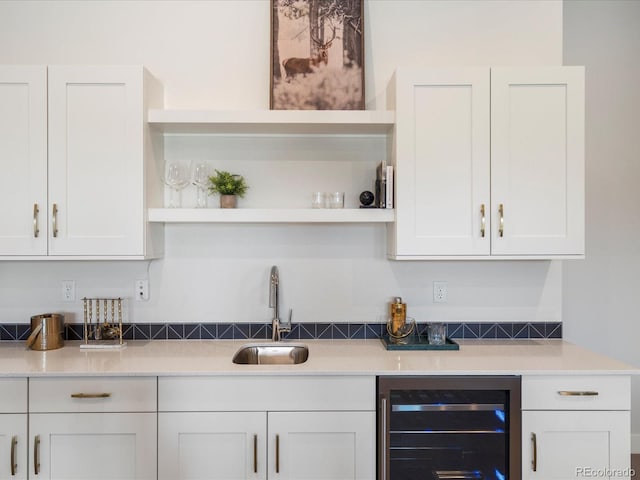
top-left (148, 109), bottom-right (395, 224)
top-left (147, 109), bottom-right (395, 135)
top-left (147, 208), bottom-right (395, 224)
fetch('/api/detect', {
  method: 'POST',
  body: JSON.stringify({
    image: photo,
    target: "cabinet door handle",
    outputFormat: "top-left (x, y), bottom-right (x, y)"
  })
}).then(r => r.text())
top-left (498, 204), bottom-right (504, 237)
top-left (33, 203), bottom-right (40, 238)
top-left (380, 396), bottom-right (388, 480)
top-left (480, 204), bottom-right (486, 238)
top-left (52, 203), bottom-right (58, 238)
top-left (34, 435), bottom-right (40, 475)
top-left (275, 434), bottom-right (280, 474)
top-left (531, 432), bottom-right (537, 472)
top-left (70, 392), bottom-right (111, 399)
top-left (253, 434), bottom-right (258, 474)
top-left (557, 390), bottom-right (599, 396)
top-left (10, 435), bottom-right (17, 476)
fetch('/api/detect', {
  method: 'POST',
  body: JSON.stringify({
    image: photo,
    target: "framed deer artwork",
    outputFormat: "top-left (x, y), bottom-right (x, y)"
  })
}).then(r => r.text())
top-left (270, 0), bottom-right (364, 110)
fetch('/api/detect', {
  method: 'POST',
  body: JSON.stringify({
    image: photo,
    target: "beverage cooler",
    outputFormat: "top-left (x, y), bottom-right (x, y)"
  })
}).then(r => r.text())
top-left (377, 376), bottom-right (521, 480)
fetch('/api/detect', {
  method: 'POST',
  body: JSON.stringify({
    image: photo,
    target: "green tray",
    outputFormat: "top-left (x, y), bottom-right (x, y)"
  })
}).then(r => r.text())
top-left (380, 335), bottom-right (459, 351)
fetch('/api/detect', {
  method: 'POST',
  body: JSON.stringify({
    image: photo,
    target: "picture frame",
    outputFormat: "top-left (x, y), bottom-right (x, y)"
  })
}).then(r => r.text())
top-left (270, 0), bottom-right (364, 110)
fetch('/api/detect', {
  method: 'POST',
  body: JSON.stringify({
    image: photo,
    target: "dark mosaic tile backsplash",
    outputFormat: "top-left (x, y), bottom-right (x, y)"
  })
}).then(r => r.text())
top-left (0, 321), bottom-right (561, 341)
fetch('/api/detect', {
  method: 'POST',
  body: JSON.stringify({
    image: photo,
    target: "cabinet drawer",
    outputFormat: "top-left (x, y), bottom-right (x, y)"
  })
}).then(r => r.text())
top-left (0, 378), bottom-right (27, 413)
top-left (159, 375), bottom-right (375, 412)
top-left (522, 375), bottom-right (630, 410)
top-left (29, 377), bottom-right (156, 412)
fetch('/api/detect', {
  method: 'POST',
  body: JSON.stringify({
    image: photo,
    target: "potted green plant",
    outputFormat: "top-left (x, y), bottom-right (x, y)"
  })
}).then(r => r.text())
top-left (207, 170), bottom-right (248, 208)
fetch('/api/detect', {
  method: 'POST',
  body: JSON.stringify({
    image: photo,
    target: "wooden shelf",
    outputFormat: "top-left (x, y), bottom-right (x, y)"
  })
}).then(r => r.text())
top-left (147, 109), bottom-right (395, 135)
top-left (148, 208), bottom-right (395, 224)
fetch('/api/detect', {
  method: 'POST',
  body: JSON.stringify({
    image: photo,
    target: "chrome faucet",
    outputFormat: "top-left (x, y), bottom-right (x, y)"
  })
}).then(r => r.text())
top-left (269, 266), bottom-right (291, 341)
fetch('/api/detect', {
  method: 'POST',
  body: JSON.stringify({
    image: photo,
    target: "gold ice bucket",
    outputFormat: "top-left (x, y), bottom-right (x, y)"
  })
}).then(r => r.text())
top-left (26, 313), bottom-right (65, 351)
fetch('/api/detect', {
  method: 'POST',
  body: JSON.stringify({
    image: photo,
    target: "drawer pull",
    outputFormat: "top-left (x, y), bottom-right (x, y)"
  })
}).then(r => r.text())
top-left (10, 435), bottom-right (17, 476)
top-left (34, 435), bottom-right (40, 475)
top-left (33, 203), bottom-right (40, 238)
top-left (557, 390), bottom-right (599, 397)
top-left (531, 432), bottom-right (537, 472)
top-left (70, 392), bottom-right (112, 399)
top-left (52, 203), bottom-right (58, 238)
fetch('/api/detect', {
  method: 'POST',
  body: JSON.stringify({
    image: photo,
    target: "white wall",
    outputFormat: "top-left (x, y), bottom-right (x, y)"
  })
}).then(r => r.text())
top-left (562, 0), bottom-right (640, 452)
top-left (0, 0), bottom-right (564, 326)
top-left (0, 0), bottom-right (562, 109)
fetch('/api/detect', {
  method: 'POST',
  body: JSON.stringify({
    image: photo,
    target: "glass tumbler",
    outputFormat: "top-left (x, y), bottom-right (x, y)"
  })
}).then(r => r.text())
top-left (428, 322), bottom-right (446, 345)
top-left (312, 192), bottom-right (326, 208)
top-left (328, 192), bottom-right (345, 208)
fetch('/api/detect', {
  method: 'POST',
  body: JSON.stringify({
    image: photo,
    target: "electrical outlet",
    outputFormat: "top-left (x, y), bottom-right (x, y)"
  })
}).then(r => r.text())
top-left (433, 281), bottom-right (448, 303)
top-left (62, 280), bottom-right (75, 302)
top-left (135, 280), bottom-right (149, 301)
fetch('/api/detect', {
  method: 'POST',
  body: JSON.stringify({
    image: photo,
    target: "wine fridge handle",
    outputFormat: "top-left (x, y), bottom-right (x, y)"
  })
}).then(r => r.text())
top-left (380, 396), bottom-right (388, 480)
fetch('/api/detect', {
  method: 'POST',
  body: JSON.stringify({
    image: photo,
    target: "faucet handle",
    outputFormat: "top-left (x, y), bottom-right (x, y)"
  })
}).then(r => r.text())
top-left (280, 308), bottom-right (293, 332)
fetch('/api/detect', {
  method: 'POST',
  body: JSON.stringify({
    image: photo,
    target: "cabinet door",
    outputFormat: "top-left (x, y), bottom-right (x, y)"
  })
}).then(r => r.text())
top-left (522, 411), bottom-right (630, 480)
top-left (158, 412), bottom-right (266, 480)
top-left (391, 68), bottom-right (490, 257)
top-left (0, 66), bottom-right (47, 256)
top-left (47, 66), bottom-right (144, 256)
top-left (491, 67), bottom-right (585, 256)
top-left (268, 411), bottom-right (375, 480)
top-left (0, 414), bottom-right (27, 480)
top-left (29, 412), bottom-right (156, 479)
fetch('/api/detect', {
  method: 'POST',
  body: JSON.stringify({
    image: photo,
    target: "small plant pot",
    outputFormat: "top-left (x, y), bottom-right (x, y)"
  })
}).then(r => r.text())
top-left (220, 194), bottom-right (237, 208)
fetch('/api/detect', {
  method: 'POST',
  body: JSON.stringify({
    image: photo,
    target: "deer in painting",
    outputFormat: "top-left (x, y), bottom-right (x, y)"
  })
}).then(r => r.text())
top-left (282, 26), bottom-right (337, 79)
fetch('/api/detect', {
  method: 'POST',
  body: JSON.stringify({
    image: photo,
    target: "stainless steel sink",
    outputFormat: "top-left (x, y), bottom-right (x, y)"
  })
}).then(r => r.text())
top-left (232, 343), bottom-right (309, 365)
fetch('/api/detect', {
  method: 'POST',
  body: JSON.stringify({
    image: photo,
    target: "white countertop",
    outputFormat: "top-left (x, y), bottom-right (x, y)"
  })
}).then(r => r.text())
top-left (0, 339), bottom-right (636, 377)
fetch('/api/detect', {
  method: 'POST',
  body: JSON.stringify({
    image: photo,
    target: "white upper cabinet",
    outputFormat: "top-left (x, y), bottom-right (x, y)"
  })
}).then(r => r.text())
top-left (0, 65), bottom-right (164, 259)
top-left (388, 68), bottom-right (491, 257)
top-left (0, 66), bottom-right (48, 256)
top-left (388, 66), bottom-right (585, 259)
top-left (490, 67), bottom-right (585, 256)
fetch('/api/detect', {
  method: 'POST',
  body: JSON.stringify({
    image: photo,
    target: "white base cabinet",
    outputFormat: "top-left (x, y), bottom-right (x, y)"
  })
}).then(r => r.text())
top-left (0, 414), bottom-right (27, 479)
top-left (268, 411), bottom-right (374, 480)
top-left (522, 411), bottom-right (630, 480)
top-left (28, 377), bottom-right (157, 480)
top-left (158, 410), bottom-right (374, 480)
top-left (158, 376), bottom-right (376, 480)
top-left (0, 379), bottom-right (27, 480)
top-left (522, 375), bottom-right (631, 480)
top-left (29, 413), bottom-right (157, 480)
top-left (159, 412), bottom-right (266, 480)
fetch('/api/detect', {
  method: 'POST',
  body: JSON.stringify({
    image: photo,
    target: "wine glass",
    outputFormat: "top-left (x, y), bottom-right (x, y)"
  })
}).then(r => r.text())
top-left (162, 160), bottom-right (190, 208)
top-left (191, 161), bottom-right (211, 208)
